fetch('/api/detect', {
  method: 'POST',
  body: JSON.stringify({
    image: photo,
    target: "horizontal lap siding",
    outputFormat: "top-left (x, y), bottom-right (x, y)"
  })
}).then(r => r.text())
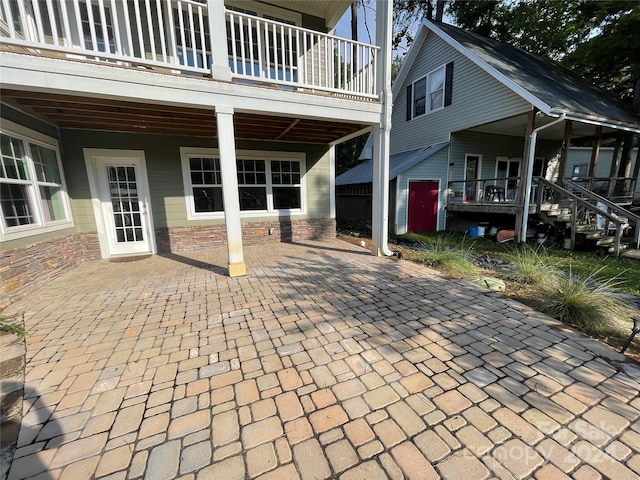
top-left (391, 33), bottom-right (532, 155)
top-left (59, 131), bottom-right (332, 233)
top-left (450, 131), bottom-right (561, 184)
top-left (395, 148), bottom-right (450, 234)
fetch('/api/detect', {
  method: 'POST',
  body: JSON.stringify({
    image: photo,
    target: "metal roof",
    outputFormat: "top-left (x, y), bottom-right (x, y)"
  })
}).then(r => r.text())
top-left (336, 141), bottom-right (450, 185)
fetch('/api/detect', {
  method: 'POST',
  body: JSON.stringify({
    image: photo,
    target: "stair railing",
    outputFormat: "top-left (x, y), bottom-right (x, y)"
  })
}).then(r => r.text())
top-left (535, 178), bottom-right (631, 256)
top-left (565, 180), bottom-right (640, 250)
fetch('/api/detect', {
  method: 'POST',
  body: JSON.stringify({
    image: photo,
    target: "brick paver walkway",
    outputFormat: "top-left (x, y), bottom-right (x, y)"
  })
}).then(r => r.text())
top-left (6, 239), bottom-right (640, 479)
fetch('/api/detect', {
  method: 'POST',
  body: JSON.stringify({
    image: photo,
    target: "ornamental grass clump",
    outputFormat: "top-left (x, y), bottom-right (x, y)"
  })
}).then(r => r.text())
top-left (409, 238), bottom-right (477, 278)
top-left (505, 244), bottom-right (558, 285)
top-left (533, 267), bottom-right (632, 333)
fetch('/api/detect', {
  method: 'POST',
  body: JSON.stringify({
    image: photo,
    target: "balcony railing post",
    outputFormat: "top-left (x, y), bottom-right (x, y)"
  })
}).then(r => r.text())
top-left (207, 0), bottom-right (231, 80)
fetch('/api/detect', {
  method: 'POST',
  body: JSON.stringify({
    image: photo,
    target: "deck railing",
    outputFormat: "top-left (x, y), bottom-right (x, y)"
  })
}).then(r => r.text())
top-left (567, 177), bottom-right (636, 204)
top-left (447, 177), bottom-right (523, 204)
top-left (226, 9), bottom-right (378, 97)
top-left (0, 0), bottom-right (379, 98)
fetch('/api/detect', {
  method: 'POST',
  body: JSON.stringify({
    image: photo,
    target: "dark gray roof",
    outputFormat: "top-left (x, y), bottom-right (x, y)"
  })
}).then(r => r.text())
top-left (433, 22), bottom-right (640, 128)
top-left (336, 142), bottom-right (449, 186)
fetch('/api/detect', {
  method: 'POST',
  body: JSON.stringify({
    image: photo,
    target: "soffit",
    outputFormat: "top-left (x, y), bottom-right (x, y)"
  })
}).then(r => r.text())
top-left (1, 90), bottom-right (365, 144)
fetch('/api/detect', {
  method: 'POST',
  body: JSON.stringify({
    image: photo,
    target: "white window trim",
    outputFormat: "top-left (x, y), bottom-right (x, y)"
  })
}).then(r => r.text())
top-left (464, 154), bottom-right (483, 202)
top-left (180, 147), bottom-right (306, 221)
top-left (0, 119), bottom-right (74, 242)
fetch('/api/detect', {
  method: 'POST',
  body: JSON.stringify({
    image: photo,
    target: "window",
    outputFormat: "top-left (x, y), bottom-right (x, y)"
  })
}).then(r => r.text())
top-left (271, 160), bottom-right (301, 209)
top-left (237, 159), bottom-right (267, 210)
top-left (572, 164), bottom-right (588, 177)
top-left (406, 62), bottom-right (453, 120)
top-left (0, 123), bottom-right (72, 241)
top-left (181, 148), bottom-right (304, 219)
top-left (428, 66), bottom-right (445, 112)
top-left (189, 157), bottom-right (223, 213)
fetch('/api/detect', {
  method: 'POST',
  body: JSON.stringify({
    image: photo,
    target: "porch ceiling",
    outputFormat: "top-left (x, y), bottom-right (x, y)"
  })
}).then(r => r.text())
top-left (1, 90), bottom-right (366, 144)
top-left (467, 112), bottom-right (628, 141)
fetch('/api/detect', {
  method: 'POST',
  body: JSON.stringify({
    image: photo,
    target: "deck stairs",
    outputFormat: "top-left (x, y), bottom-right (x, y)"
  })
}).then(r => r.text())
top-left (534, 178), bottom-right (640, 258)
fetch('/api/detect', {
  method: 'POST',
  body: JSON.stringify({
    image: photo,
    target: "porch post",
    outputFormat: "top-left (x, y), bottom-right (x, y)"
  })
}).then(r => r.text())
top-left (207, 0), bottom-right (232, 81)
top-left (587, 126), bottom-right (602, 181)
top-left (371, 0), bottom-right (393, 257)
top-left (515, 109), bottom-right (535, 243)
top-left (556, 120), bottom-right (573, 184)
top-left (216, 105), bottom-right (246, 277)
top-left (608, 134), bottom-right (624, 198)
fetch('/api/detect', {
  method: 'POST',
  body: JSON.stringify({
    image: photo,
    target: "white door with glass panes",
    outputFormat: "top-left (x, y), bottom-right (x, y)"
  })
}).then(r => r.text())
top-left (85, 150), bottom-right (155, 258)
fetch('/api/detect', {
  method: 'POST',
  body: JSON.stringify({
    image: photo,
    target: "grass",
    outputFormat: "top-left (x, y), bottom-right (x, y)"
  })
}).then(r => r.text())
top-left (504, 244), bottom-right (557, 285)
top-left (402, 235), bottom-right (477, 278)
top-left (531, 267), bottom-right (633, 334)
top-left (397, 231), bottom-right (640, 296)
top-left (0, 314), bottom-right (28, 338)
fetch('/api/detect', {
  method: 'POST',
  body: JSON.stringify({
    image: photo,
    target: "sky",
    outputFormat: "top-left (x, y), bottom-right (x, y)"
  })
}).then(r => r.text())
top-left (333, 2), bottom-right (454, 55)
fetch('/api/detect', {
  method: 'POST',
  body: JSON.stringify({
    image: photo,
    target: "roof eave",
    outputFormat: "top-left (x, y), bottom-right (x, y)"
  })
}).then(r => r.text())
top-left (550, 108), bottom-right (640, 134)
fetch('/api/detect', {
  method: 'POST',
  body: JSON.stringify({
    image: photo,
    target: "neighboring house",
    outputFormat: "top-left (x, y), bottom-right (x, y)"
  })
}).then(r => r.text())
top-left (337, 19), bottom-right (640, 241)
top-left (0, 0), bottom-right (395, 301)
top-left (566, 147), bottom-right (640, 202)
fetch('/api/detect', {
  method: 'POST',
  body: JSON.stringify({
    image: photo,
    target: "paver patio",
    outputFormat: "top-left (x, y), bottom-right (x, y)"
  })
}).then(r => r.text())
top-left (5, 238), bottom-right (640, 479)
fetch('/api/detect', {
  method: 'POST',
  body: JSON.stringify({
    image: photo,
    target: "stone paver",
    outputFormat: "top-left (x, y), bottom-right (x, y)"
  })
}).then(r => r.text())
top-left (5, 239), bottom-right (640, 480)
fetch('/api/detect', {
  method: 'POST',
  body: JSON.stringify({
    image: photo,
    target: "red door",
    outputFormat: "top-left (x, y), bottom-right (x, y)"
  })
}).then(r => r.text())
top-left (408, 181), bottom-right (438, 232)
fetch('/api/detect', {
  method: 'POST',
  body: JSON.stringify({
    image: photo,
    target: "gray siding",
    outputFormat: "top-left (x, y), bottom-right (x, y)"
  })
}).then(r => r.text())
top-left (449, 131), bottom-right (561, 187)
top-left (395, 147), bottom-right (450, 234)
top-left (43, 130), bottom-right (331, 239)
top-left (391, 32), bottom-right (532, 154)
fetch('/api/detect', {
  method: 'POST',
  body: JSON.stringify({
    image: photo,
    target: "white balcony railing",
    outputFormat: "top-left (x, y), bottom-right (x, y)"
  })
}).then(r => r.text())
top-left (0, 0), bottom-right (379, 99)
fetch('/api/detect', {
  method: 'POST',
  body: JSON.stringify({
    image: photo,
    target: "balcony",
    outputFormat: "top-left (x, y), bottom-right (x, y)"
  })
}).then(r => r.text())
top-left (0, 0), bottom-right (379, 100)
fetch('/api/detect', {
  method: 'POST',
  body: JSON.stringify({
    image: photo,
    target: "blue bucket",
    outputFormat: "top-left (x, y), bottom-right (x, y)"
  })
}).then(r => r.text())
top-left (469, 226), bottom-right (478, 237)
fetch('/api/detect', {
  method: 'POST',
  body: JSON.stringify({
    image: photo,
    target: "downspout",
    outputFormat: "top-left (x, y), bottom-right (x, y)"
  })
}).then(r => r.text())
top-left (520, 113), bottom-right (566, 243)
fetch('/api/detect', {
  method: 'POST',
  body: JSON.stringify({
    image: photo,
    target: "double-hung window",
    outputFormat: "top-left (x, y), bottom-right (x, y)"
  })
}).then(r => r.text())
top-left (406, 62), bottom-right (453, 120)
top-left (181, 148), bottom-right (304, 219)
top-left (1, 122), bottom-right (73, 241)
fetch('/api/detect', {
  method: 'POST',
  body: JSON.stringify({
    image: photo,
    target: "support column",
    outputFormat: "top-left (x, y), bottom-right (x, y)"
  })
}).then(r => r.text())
top-left (216, 105), bottom-right (246, 277)
top-left (608, 134), bottom-right (624, 198)
top-left (587, 126), bottom-right (602, 180)
top-left (371, 0), bottom-right (393, 257)
top-left (515, 109), bottom-right (535, 243)
top-left (207, 0), bottom-right (232, 81)
top-left (556, 120), bottom-right (573, 184)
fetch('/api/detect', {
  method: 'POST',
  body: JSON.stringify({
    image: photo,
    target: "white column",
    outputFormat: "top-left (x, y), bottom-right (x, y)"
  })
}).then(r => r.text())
top-left (216, 105), bottom-right (246, 277)
top-left (371, 0), bottom-right (393, 257)
top-left (329, 146), bottom-right (336, 219)
top-left (207, 0), bottom-right (232, 81)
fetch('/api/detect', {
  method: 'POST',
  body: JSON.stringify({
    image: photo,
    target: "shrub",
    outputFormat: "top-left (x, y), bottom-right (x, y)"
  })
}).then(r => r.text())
top-left (532, 267), bottom-right (632, 333)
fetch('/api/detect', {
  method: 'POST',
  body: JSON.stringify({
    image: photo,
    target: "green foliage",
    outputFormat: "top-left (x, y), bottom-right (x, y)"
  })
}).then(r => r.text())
top-left (504, 245), bottom-right (558, 285)
top-left (0, 315), bottom-right (28, 338)
top-left (532, 267), bottom-right (632, 333)
top-left (404, 235), bottom-right (477, 277)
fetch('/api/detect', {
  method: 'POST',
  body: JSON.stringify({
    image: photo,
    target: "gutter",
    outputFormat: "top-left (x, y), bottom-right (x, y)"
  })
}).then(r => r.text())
top-left (519, 113), bottom-right (567, 243)
top-left (550, 108), bottom-right (640, 134)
